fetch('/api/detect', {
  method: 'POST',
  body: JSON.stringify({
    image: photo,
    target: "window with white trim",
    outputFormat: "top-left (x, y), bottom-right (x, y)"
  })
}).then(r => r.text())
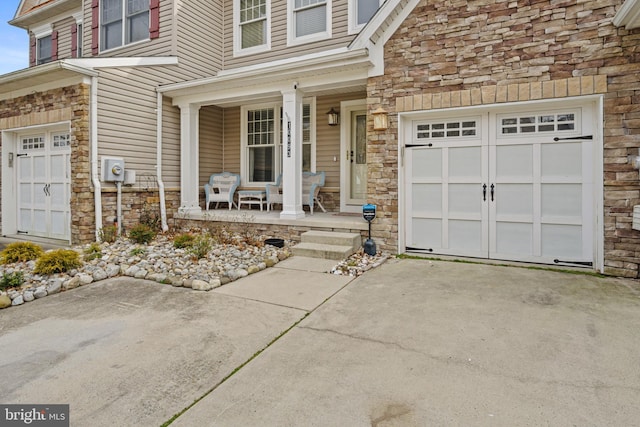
top-left (77, 23), bottom-right (83, 57)
top-left (288, 0), bottom-right (331, 45)
top-left (234, 0), bottom-right (270, 55)
top-left (242, 100), bottom-right (315, 185)
top-left (101, 0), bottom-right (149, 51)
top-left (37, 35), bottom-right (52, 65)
top-left (348, 0), bottom-right (380, 34)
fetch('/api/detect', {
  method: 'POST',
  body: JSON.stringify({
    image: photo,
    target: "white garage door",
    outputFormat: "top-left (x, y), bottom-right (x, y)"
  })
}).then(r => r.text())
top-left (405, 104), bottom-right (595, 266)
top-left (17, 132), bottom-right (71, 240)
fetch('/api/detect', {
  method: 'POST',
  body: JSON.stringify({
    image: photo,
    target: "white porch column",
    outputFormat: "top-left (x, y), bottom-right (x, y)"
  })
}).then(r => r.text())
top-left (178, 103), bottom-right (202, 215)
top-left (280, 85), bottom-right (305, 219)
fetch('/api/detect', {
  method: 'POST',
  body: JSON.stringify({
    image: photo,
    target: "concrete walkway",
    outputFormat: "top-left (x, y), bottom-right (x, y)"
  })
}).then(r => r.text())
top-left (2, 257), bottom-right (640, 426)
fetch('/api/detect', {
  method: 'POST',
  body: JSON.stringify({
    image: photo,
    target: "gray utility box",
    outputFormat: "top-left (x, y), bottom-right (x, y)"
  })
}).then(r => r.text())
top-left (102, 157), bottom-right (126, 182)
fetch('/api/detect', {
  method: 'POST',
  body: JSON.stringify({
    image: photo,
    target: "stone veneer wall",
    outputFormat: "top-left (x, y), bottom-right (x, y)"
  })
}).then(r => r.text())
top-left (100, 188), bottom-right (181, 236)
top-left (367, 0), bottom-right (640, 277)
top-left (0, 84), bottom-right (92, 245)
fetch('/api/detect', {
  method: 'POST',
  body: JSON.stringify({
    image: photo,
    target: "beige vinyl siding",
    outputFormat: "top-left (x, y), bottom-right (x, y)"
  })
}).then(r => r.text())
top-left (53, 16), bottom-right (76, 60)
top-left (97, 67), bottom-right (184, 184)
top-left (177, 0), bottom-right (223, 79)
top-left (223, 0), bottom-right (354, 69)
top-left (222, 107), bottom-right (241, 175)
top-left (199, 106), bottom-right (224, 186)
top-left (82, 0), bottom-right (174, 59)
top-left (161, 96), bottom-right (180, 188)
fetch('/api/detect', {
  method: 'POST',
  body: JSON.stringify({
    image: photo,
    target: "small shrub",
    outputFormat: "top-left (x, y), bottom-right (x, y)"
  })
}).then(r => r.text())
top-left (99, 225), bottom-right (118, 243)
top-left (188, 234), bottom-right (213, 260)
top-left (0, 242), bottom-right (44, 264)
top-left (140, 202), bottom-right (161, 231)
top-left (128, 224), bottom-right (156, 244)
top-left (83, 242), bottom-right (102, 262)
top-left (34, 249), bottom-right (82, 275)
top-left (0, 271), bottom-right (24, 290)
top-left (207, 224), bottom-right (235, 245)
top-left (130, 247), bottom-right (146, 256)
top-left (173, 233), bottom-right (195, 249)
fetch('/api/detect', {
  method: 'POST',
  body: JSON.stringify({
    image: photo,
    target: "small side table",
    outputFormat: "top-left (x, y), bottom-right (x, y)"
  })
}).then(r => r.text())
top-left (237, 190), bottom-right (267, 211)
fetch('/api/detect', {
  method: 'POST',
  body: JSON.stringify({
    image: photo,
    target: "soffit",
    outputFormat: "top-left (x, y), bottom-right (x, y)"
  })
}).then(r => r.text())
top-left (11, 0), bottom-right (81, 29)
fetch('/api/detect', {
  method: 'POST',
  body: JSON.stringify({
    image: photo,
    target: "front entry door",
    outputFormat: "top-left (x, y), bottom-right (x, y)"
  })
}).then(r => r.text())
top-left (405, 104), bottom-right (595, 266)
top-left (347, 110), bottom-right (368, 206)
top-left (17, 132), bottom-right (71, 240)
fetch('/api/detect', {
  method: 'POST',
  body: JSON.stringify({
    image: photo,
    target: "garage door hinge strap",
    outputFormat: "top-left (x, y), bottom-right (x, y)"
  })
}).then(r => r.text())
top-left (405, 143), bottom-right (433, 147)
top-left (553, 135), bottom-right (593, 141)
top-left (406, 246), bottom-right (433, 252)
top-left (554, 259), bottom-right (593, 266)
top-left (16, 153), bottom-right (28, 157)
top-left (17, 230), bottom-right (28, 234)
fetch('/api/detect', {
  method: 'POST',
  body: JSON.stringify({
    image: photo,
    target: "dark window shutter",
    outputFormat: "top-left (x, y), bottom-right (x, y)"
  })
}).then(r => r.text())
top-left (91, 0), bottom-right (99, 54)
top-left (71, 23), bottom-right (78, 58)
top-left (51, 30), bottom-right (58, 61)
top-left (29, 36), bottom-right (36, 67)
top-left (150, 0), bottom-right (160, 39)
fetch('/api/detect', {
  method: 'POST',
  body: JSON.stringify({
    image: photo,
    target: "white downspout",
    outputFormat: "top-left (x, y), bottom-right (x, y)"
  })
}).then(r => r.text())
top-left (157, 91), bottom-right (169, 232)
top-left (91, 75), bottom-right (103, 241)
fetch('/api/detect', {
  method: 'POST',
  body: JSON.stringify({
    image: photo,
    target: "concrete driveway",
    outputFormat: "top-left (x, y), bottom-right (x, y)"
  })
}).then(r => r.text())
top-left (1, 257), bottom-right (640, 426)
top-left (175, 259), bottom-right (640, 427)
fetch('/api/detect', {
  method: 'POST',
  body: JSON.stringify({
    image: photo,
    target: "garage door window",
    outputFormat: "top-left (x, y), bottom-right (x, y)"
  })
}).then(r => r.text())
top-left (22, 136), bottom-right (45, 150)
top-left (500, 112), bottom-right (576, 135)
top-left (415, 119), bottom-right (478, 140)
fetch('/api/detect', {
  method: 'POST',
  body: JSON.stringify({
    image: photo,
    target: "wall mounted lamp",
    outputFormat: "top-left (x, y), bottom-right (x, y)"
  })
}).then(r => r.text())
top-left (327, 107), bottom-right (339, 126)
top-left (372, 107), bottom-right (389, 131)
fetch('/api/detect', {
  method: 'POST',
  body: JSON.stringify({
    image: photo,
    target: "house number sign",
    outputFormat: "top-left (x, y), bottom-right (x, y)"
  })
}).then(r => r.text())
top-left (287, 121), bottom-right (292, 158)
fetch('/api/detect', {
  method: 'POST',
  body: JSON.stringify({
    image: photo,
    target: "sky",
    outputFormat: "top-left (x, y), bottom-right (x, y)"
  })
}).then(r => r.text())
top-left (0, 1), bottom-right (29, 75)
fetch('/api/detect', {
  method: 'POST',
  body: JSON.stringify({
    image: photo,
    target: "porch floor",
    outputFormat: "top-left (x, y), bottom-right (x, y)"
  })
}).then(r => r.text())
top-left (179, 209), bottom-right (369, 231)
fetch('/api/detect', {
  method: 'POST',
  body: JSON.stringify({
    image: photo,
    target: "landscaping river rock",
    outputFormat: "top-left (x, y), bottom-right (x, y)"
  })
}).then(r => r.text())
top-left (0, 235), bottom-right (389, 309)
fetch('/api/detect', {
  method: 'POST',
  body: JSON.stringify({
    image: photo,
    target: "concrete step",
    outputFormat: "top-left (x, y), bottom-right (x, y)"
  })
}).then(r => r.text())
top-left (300, 231), bottom-right (362, 248)
top-left (291, 242), bottom-right (357, 260)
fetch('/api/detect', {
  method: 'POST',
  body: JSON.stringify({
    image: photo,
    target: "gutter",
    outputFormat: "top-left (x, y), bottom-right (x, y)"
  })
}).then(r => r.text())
top-left (0, 61), bottom-right (98, 86)
top-left (91, 76), bottom-right (103, 240)
top-left (156, 91), bottom-right (169, 232)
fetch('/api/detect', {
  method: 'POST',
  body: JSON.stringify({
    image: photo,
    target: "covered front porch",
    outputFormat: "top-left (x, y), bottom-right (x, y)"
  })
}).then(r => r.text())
top-left (158, 48), bottom-right (374, 230)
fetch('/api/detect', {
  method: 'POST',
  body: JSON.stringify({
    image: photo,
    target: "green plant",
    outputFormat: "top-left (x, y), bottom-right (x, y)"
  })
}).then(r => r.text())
top-left (0, 271), bottom-right (24, 290)
top-left (128, 224), bottom-right (156, 244)
top-left (99, 224), bottom-right (118, 243)
top-left (33, 249), bottom-right (82, 275)
top-left (140, 202), bottom-right (161, 231)
top-left (83, 242), bottom-right (103, 262)
top-left (130, 247), bottom-right (146, 256)
top-left (173, 233), bottom-right (195, 249)
top-left (0, 242), bottom-right (44, 264)
top-left (188, 234), bottom-right (213, 259)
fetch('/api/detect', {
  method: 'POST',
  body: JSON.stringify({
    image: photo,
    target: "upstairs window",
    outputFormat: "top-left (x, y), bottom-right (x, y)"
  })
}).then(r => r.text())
top-left (289, 0), bottom-right (331, 45)
top-left (37, 35), bottom-right (53, 65)
top-left (101, 0), bottom-right (150, 51)
top-left (234, 0), bottom-right (270, 55)
top-left (30, 25), bottom-right (57, 66)
top-left (349, 0), bottom-right (381, 34)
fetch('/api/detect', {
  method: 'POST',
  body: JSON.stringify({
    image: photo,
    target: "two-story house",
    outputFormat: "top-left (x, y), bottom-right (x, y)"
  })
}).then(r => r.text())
top-left (1, 0), bottom-right (640, 278)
